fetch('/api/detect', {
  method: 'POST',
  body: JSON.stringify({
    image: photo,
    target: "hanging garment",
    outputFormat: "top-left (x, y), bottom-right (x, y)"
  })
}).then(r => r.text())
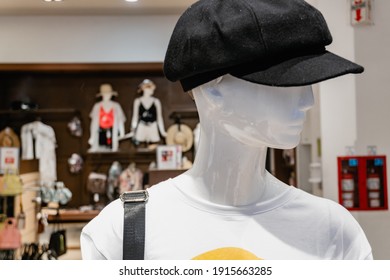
top-left (107, 161), bottom-right (123, 200)
top-left (21, 121), bottom-right (57, 183)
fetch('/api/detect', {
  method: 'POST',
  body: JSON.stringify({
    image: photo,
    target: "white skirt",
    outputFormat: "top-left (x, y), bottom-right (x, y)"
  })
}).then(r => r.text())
top-left (134, 121), bottom-right (160, 143)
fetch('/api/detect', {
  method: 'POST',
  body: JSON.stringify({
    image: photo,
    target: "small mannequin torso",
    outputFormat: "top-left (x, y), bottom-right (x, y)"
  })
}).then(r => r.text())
top-left (131, 85), bottom-right (167, 144)
top-left (138, 94), bottom-right (155, 110)
top-left (88, 91), bottom-right (126, 152)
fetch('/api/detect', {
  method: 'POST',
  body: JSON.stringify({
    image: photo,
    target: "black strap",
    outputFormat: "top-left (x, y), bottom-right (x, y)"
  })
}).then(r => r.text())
top-left (121, 190), bottom-right (148, 260)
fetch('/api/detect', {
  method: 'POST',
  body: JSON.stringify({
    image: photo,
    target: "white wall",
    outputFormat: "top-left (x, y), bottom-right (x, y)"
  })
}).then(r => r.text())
top-left (317, 0), bottom-right (390, 259)
top-left (0, 15), bottom-right (179, 63)
top-left (353, 0), bottom-right (390, 260)
top-left (317, 0), bottom-right (358, 202)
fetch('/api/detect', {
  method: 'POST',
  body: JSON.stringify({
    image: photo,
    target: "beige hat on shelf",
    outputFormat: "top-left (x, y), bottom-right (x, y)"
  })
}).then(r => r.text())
top-left (0, 127), bottom-right (20, 147)
top-left (165, 123), bottom-right (194, 152)
top-left (96, 83), bottom-right (118, 97)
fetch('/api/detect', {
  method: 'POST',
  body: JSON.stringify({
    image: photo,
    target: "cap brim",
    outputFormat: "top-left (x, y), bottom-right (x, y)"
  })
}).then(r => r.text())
top-left (230, 51), bottom-right (364, 87)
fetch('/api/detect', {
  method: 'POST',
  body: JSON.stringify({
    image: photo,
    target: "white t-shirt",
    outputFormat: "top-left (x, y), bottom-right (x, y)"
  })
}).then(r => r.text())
top-left (81, 179), bottom-right (372, 260)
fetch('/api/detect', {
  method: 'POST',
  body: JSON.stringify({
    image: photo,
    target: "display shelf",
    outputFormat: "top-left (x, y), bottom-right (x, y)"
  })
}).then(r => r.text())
top-left (148, 168), bottom-right (187, 186)
top-left (0, 108), bottom-right (80, 121)
top-left (85, 150), bottom-right (155, 161)
top-left (85, 150), bottom-right (157, 177)
top-left (47, 209), bottom-right (100, 223)
top-left (169, 110), bottom-right (199, 120)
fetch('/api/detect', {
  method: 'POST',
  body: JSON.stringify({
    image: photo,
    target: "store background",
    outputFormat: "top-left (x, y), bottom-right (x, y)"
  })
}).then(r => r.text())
top-left (0, 0), bottom-right (389, 259)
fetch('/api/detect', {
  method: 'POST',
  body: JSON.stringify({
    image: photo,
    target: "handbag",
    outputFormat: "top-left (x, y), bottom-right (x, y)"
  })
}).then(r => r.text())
top-left (49, 226), bottom-right (67, 257)
top-left (0, 218), bottom-right (22, 250)
top-left (87, 172), bottom-right (107, 194)
top-left (0, 171), bottom-right (23, 196)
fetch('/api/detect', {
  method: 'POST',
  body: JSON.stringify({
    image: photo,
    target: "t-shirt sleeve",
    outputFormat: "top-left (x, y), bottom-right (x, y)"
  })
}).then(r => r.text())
top-left (80, 199), bottom-right (124, 260)
top-left (331, 203), bottom-right (373, 260)
top-left (342, 218), bottom-right (373, 260)
top-left (80, 231), bottom-right (107, 260)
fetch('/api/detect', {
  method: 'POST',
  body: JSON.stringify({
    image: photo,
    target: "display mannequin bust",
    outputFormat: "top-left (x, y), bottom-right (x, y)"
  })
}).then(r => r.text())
top-left (88, 84), bottom-right (126, 152)
top-left (81, 0), bottom-right (372, 260)
top-left (129, 79), bottom-right (167, 146)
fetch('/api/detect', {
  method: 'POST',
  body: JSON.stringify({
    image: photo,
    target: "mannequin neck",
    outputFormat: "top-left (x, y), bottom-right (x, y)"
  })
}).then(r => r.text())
top-left (186, 124), bottom-right (275, 206)
top-left (100, 96), bottom-right (114, 111)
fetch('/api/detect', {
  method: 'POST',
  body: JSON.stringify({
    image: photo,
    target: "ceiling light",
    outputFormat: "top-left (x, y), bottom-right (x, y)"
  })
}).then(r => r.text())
top-left (125, 0), bottom-right (139, 2)
top-left (43, 0), bottom-right (63, 2)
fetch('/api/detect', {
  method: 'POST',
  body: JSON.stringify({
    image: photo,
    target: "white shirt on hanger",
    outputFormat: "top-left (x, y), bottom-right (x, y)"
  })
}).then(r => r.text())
top-left (21, 121), bottom-right (57, 183)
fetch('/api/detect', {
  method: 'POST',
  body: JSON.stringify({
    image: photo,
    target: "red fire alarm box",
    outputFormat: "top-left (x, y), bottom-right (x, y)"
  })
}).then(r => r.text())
top-left (338, 156), bottom-right (388, 211)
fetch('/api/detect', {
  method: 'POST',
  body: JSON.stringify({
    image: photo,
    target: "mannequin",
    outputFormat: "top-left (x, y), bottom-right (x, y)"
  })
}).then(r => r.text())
top-left (88, 84), bottom-right (126, 152)
top-left (81, 75), bottom-right (372, 260)
top-left (129, 79), bottom-right (167, 146)
top-left (81, 0), bottom-right (372, 260)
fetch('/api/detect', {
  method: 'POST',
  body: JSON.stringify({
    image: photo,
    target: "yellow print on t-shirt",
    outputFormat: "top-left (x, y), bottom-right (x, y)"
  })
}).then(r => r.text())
top-left (192, 247), bottom-right (262, 260)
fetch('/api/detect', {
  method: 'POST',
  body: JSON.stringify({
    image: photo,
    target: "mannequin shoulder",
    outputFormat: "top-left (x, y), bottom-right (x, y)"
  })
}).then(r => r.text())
top-left (90, 101), bottom-right (102, 111)
top-left (81, 199), bottom-right (124, 259)
top-left (84, 199), bottom-right (123, 232)
top-left (152, 97), bottom-right (162, 105)
top-left (290, 188), bottom-right (358, 223)
top-left (148, 179), bottom-right (177, 198)
top-left (133, 98), bottom-right (141, 105)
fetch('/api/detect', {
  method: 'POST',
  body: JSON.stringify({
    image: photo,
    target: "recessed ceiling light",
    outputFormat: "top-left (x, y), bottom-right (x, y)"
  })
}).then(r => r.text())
top-left (43, 0), bottom-right (63, 2)
top-left (125, 0), bottom-right (139, 2)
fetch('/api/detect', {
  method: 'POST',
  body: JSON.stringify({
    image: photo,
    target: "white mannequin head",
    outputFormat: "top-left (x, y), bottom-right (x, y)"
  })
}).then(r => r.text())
top-left (138, 79), bottom-right (156, 97)
top-left (97, 83), bottom-right (117, 102)
top-left (192, 74), bottom-right (314, 150)
top-left (101, 91), bottom-right (114, 102)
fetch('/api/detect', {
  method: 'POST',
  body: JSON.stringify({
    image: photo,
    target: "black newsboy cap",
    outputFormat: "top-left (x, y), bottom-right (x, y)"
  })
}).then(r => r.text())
top-left (164, 0), bottom-right (364, 92)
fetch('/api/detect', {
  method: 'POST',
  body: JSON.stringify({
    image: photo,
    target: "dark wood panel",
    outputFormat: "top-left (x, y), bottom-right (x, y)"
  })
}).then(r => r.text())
top-left (0, 63), bottom-right (198, 208)
top-left (0, 63), bottom-right (163, 73)
top-left (273, 148), bottom-right (297, 187)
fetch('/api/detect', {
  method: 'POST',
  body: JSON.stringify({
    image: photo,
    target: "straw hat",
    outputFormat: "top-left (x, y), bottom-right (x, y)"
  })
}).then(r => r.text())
top-left (0, 127), bottom-right (20, 147)
top-left (96, 83), bottom-right (118, 97)
top-left (165, 123), bottom-right (194, 152)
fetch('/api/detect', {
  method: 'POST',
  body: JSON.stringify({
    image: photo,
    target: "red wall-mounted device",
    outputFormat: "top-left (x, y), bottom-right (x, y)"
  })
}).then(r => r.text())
top-left (337, 155), bottom-right (388, 211)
